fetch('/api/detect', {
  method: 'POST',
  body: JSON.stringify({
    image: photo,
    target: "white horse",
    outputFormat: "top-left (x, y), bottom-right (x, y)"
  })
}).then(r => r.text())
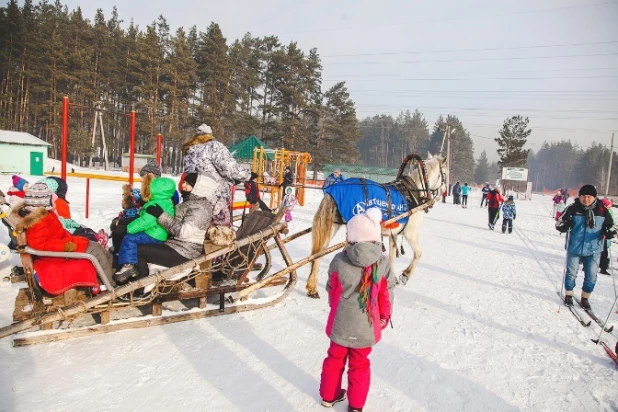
top-left (306, 154), bottom-right (447, 298)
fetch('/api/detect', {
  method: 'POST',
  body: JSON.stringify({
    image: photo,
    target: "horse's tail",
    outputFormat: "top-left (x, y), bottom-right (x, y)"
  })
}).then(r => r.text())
top-left (312, 195), bottom-right (339, 256)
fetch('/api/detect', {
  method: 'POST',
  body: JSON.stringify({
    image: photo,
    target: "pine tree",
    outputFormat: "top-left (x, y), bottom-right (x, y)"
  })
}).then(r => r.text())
top-left (474, 150), bottom-right (490, 184)
top-left (496, 115), bottom-right (531, 168)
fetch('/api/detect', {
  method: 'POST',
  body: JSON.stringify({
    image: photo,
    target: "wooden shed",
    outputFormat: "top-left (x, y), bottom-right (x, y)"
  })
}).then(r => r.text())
top-left (0, 130), bottom-right (50, 176)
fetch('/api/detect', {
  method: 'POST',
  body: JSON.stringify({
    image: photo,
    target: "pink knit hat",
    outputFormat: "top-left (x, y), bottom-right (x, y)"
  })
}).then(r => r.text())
top-left (347, 207), bottom-right (383, 243)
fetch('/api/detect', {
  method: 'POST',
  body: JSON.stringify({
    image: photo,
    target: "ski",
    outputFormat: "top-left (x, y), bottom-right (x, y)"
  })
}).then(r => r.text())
top-left (591, 339), bottom-right (618, 367)
top-left (557, 292), bottom-right (592, 327)
top-left (576, 300), bottom-right (614, 333)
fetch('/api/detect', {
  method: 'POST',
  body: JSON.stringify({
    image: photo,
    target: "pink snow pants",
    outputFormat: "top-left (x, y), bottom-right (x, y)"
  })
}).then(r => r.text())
top-left (320, 340), bottom-right (372, 409)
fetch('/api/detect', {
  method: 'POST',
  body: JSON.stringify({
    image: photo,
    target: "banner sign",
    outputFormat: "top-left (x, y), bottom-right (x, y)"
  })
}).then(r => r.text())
top-left (501, 167), bottom-right (529, 182)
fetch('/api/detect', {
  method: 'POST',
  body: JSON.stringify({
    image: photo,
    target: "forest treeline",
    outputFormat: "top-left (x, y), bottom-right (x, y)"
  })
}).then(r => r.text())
top-left (0, 1), bottom-right (614, 192)
top-left (0, 0), bottom-right (360, 172)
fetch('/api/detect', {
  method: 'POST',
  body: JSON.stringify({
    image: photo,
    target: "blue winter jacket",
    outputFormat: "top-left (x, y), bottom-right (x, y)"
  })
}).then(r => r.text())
top-left (502, 201), bottom-right (516, 219)
top-left (557, 199), bottom-right (613, 256)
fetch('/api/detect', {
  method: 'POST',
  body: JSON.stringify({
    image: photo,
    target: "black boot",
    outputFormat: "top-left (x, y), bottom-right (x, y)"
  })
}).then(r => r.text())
top-left (564, 295), bottom-right (574, 307)
top-left (580, 297), bottom-right (591, 310)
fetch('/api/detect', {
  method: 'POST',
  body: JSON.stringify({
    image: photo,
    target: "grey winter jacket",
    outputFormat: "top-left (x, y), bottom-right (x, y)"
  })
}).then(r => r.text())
top-left (325, 242), bottom-right (396, 348)
top-left (183, 138), bottom-right (251, 200)
top-left (157, 175), bottom-right (213, 259)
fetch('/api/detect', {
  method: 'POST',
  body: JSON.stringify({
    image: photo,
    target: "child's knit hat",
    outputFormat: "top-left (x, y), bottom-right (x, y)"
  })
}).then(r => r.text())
top-left (12, 175), bottom-right (29, 191)
top-left (347, 207), bottom-right (383, 243)
top-left (508, 195), bottom-right (514, 201)
top-left (24, 182), bottom-right (52, 208)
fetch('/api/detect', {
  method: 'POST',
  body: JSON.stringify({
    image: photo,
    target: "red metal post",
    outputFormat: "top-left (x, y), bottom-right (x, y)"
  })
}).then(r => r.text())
top-left (156, 133), bottom-right (162, 165)
top-left (85, 178), bottom-right (90, 219)
top-left (61, 97), bottom-right (69, 180)
top-left (129, 111), bottom-right (136, 187)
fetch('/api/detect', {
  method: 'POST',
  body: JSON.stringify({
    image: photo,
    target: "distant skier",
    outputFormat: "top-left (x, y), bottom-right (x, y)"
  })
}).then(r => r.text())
top-left (486, 187), bottom-right (504, 230)
top-left (460, 183), bottom-right (471, 208)
top-left (480, 182), bottom-right (490, 207)
top-left (501, 195), bottom-right (516, 234)
top-left (452, 181), bottom-right (461, 205)
top-left (555, 185), bottom-right (615, 309)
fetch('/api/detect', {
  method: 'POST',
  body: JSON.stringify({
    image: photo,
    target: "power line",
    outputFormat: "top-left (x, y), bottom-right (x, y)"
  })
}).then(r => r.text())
top-left (322, 40), bottom-right (618, 58)
top-left (327, 52), bottom-right (618, 66)
top-left (325, 75), bottom-right (618, 81)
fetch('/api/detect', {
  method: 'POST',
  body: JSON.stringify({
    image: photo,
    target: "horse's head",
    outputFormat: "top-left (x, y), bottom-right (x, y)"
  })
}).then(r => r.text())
top-left (404, 153), bottom-right (447, 200)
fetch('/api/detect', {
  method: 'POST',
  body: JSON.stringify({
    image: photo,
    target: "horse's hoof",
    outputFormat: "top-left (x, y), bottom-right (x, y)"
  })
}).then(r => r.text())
top-left (399, 275), bottom-right (408, 285)
top-left (307, 292), bottom-right (320, 299)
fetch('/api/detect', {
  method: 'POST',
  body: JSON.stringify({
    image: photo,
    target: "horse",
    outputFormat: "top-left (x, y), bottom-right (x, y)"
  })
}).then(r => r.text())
top-left (306, 154), bottom-right (447, 298)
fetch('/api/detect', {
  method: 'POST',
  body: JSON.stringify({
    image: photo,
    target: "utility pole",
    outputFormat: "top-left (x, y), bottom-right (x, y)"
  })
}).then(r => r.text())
top-left (605, 132), bottom-right (615, 196)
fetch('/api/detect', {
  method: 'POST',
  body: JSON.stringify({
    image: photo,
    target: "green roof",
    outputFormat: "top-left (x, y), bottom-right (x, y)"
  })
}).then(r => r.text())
top-left (324, 164), bottom-right (399, 184)
top-left (228, 135), bottom-right (273, 160)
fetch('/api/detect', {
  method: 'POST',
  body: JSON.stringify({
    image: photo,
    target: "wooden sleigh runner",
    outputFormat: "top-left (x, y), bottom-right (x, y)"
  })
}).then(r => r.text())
top-left (0, 209), bottom-right (300, 346)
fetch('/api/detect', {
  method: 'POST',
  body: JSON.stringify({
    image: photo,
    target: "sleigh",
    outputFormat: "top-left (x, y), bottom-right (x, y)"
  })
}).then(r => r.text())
top-left (0, 208), bottom-right (315, 346)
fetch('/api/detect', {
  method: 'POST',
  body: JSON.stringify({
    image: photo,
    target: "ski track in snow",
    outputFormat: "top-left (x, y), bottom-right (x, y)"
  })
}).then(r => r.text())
top-left (0, 170), bottom-right (617, 412)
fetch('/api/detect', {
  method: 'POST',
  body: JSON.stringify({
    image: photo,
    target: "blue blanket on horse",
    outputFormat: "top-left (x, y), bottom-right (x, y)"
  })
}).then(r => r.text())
top-left (324, 178), bottom-right (410, 224)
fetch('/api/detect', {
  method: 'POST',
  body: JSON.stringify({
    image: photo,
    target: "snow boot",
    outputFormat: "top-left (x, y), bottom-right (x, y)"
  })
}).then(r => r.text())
top-left (321, 390), bottom-right (347, 408)
top-left (580, 297), bottom-right (591, 310)
top-left (114, 264), bottom-right (139, 284)
top-left (599, 268), bottom-right (610, 275)
top-left (348, 407), bottom-right (363, 412)
top-left (564, 295), bottom-right (574, 307)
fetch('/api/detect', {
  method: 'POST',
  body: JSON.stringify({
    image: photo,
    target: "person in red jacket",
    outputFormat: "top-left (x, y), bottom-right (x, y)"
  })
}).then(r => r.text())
top-left (244, 172), bottom-right (271, 212)
top-left (486, 187), bottom-right (504, 230)
top-left (13, 183), bottom-right (115, 288)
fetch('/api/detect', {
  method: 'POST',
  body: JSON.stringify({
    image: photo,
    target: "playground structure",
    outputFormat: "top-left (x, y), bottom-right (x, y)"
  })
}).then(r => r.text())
top-left (251, 147), bottom-right (313, 209)
top-left (60, 96), bottom-right (164, 186)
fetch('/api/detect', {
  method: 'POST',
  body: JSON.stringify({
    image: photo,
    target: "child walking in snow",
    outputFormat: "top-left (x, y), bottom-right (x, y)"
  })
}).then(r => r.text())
top-left (319, 208), bottom-right (396, 412)
top-left (555, 198), bottom-right (566, 221)
top-left (501, 195), bottom-right (517, 234)
top-left (282, 187), bottom-right (297, 222)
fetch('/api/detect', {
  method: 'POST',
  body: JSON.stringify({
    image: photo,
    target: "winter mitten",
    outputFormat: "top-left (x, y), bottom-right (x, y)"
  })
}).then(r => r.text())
top-left (145, 204), bottom-right (164, 218)
top-left (64, 242), bottom-right (77, 252)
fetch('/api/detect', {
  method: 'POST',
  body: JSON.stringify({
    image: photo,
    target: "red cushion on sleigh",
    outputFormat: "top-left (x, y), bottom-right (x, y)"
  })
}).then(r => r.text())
top-left (33, 257), bottom-right (99, 295)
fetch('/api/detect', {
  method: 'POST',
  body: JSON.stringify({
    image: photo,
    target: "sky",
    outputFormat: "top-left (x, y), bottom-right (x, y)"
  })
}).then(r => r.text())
top-left (32, 0), bottom-right (618, 161)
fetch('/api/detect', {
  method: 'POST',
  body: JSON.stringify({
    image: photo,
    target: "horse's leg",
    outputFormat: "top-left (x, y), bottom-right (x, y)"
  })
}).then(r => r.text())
top-left (307, 196), bottom-right (340, 298)
top-left (400, 213), bottom-right (423, 285)
top-left (388, 231), bottom-right (398, 281)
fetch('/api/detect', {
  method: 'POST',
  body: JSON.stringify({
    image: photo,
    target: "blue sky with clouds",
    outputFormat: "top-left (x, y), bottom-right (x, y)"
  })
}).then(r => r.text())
top-left (39, 0), bottom-right (618, 160)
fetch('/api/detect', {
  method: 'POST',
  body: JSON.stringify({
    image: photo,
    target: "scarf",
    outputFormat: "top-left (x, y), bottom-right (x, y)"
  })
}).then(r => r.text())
top-left (582, 199), bottom-right (597, 229)
top-left (357, 262), bottom-right (379, 325)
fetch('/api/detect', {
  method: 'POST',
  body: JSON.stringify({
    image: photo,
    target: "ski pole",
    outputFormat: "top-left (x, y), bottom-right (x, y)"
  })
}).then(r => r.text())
top-left (591, 292), bottom-right (618, 344)
top-left (610, 240), bottom-right (618, 313)
top-left (558, 229), bottom-right (570, 313)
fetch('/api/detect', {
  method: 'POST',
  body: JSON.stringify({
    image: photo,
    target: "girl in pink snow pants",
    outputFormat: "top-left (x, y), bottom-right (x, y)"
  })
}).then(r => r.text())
top-left (319, 208), bottom-right (397, 412)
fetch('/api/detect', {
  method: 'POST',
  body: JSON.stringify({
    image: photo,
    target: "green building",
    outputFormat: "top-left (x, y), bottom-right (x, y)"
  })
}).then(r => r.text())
top-left (0, 130), bottom-right (50, 176)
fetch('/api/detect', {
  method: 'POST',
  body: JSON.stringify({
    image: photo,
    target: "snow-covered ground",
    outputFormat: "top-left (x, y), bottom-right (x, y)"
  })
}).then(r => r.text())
top-left (0, 171), bottom-right (617, 412)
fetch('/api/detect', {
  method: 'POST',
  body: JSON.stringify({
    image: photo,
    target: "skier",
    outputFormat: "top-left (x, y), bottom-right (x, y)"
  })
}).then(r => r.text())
top-left (452, 181), bottom-right (461, 205)
top-left (480, 182), bottom-right (491, 207)
top-left (460, 183), bottom-right (471, 208)
top-left (501, 195), bottom-right (516, 234)
top-left (486, 187), bottom-right (504, 230)
top-left (555, 185), bottom-right (615, 309)
top-left (598, 198), bottom-right (616, 275)
top-left (319, 208), bottom-right (396, 412)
